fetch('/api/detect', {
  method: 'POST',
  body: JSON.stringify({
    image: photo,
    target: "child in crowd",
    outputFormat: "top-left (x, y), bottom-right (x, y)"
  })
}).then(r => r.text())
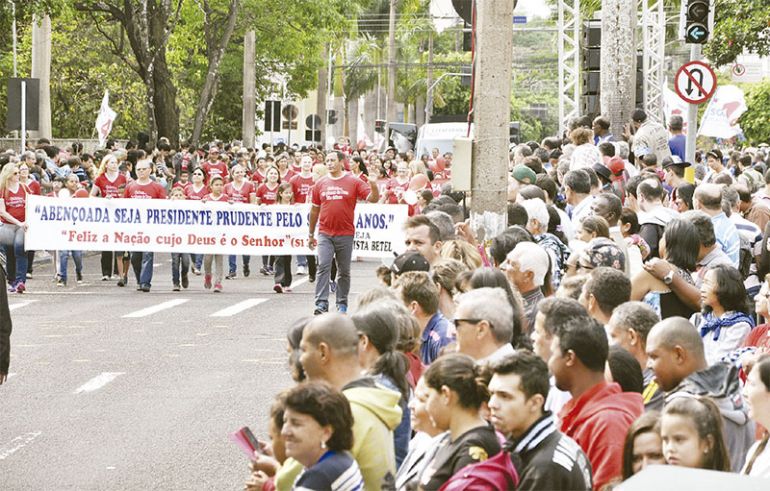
top-left (660, 397), bottom-right (731, 471)
top-left (272, 182), bottom-right (295, 293)
top-left (168, 187), bottom-right (190, 291)
top-left (202, 176), bottom-right (227, 292)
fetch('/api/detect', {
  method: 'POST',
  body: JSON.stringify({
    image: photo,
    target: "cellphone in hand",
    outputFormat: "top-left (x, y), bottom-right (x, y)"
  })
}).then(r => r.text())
top-left (229, 426), bottom-right (262, 461)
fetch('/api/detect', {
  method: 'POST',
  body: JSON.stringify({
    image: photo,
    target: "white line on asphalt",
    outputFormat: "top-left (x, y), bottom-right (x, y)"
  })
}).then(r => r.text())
top-left (122, 299), bottom-right (189, 318)
top-left (290, 277), bottom-right (309, 289)
top-left (9, 300), bottom-right (37, 311)
top-left (210, 298), bottom-right (268, 317)
top-left (7, 373), bottom-right (17, 379)
top-left (0, 432), bottom-right (42, 460)
top-left (73, 372), bottom-right (125, 394)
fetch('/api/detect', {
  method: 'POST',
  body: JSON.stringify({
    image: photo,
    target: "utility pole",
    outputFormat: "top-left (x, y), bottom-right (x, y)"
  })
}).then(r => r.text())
top-left (242, 30), bottom-right (256, 148)
top-left (424, 31), bottom-right (434, 125)
top-left (685, 43), bottom-right (701, 164)
top-left (386, 0), bottom-right (397, 123)
top-left (316, 44), bottom-right (329, 147)
top-left (30, 14), bottom-right (52, 139)
top-left (470, 0), bottom-right (514, 239)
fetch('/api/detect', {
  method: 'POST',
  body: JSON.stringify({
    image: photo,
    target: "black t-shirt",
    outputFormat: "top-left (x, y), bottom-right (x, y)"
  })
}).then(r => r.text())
top-left (418, 424), bottom-right (501, 490)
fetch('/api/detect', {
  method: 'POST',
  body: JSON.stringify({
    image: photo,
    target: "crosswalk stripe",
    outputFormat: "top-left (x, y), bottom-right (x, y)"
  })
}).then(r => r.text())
top-left (9, 300), bottom-right (38, 311)
top-left (210, 298), bottom-right (268, 317)
top-left (122, 299), bottom-right (189, 318)
top-left (73, 372), bottom-right (125, 394)
top-left (290, 277), bottom-right (309, 289)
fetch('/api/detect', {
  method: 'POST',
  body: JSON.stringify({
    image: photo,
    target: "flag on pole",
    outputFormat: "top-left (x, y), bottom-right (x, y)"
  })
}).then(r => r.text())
top-left (698, 85), bottom-right (747, 139)
top-left (95, 90), bottom-right (117, 147)
top-left (663, 80), bottom-right (689, 133)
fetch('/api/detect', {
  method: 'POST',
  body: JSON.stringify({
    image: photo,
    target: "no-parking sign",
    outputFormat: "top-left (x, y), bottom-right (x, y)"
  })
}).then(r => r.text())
top-left (675, 61), bottom-right (717, 105)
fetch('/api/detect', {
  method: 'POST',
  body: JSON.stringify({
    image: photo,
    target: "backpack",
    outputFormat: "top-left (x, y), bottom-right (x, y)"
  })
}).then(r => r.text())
top-left (438, 451), bottom-right (519, 491)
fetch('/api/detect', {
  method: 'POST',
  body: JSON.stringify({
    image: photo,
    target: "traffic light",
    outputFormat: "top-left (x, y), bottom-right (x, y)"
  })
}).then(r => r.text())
top-left (509, 122), bottom-right (521, 145)
top-left (326, 109), bottom-right (338, 125)
top-left (374, 119), bottom-right (386, 133)
top-left (684, 0), bottom-right (709, 44)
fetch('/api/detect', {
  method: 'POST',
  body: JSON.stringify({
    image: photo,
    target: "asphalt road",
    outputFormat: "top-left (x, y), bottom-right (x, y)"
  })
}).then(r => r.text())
top-left (0, 253), bottom-right (382, 490)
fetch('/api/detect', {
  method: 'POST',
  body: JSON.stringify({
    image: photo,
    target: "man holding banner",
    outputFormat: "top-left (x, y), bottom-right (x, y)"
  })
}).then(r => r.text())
top-left (126, 159), bottom-right (167, 292)
top-left (308, 151), bottom-right (379, 315)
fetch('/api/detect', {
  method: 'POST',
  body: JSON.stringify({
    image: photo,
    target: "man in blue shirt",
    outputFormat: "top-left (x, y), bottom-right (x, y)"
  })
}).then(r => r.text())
top-left (694, 183), bottom-right (740, 267)
top-left (395, 271), bottom-right (452, 364)
top-left (668, 115), bottom-right (686, 162)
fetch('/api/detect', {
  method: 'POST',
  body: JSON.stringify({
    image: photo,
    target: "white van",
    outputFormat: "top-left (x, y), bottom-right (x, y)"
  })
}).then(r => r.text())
top-left (414, 122), bottom-right (474, 158)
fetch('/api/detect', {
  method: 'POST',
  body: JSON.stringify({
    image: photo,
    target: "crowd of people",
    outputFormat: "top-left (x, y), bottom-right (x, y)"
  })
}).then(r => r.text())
top-left (2, 108), bottom-right (770, 488)
top-left (234, 109), bottom-right (770, 490)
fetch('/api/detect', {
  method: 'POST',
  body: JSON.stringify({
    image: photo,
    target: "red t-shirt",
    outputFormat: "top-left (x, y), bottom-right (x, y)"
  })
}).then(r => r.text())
top-left (256, 183), bottom-right (279, 205)
top-left (357, 173), bottom-right (369, 184)
top-left (172, 181), bottom-right (191, 192)
top-left (2, 185), bottom-right (27, 223)
top-left (225, 181), bottom-right (255, 204)
top-left (311, 173), bottom-right (371, 236)
top-left (201, 160), bottom-right (228, 183)
top-left (94, 173), bottom-right (127, 198)
top-left (24, 180), bottom-right (41, 196)
top-left (251, 169), bottom-right (267, 185)
top-left (204, 193), bottom-right (228, 202)
top-left (125, 181), bottom-right (167, 199)
top-left (385, 178), bottom-right (410, 204)
top-left (279, 169), bottom-right (296, 183)
top-left (290, 174), bottom-right (315, 204)
top-left (185, 184), bottom-right (208, 201)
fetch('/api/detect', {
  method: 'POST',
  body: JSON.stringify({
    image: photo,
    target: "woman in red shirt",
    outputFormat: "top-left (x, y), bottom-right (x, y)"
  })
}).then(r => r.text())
top-left (256, 166), bottom-right (281, 274)
top-left (0, 163), bottom-right (30, 293)
top-left (18, 161), bottom-right (41, 280)
top-left (202, 176), bottom-right (228, 292)
top-left (224, 164), bottom-right (256, 278)
top-left (91, 154), bottom-right (129, 282)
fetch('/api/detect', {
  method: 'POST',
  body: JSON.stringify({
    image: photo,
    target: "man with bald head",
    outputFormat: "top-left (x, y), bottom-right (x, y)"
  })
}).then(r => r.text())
top-left (299, 313), bottom-right (402, 489)
top-left (646, 317), bottom-right (754, 472)
top-left (694, 183), bottom-right (740, 266)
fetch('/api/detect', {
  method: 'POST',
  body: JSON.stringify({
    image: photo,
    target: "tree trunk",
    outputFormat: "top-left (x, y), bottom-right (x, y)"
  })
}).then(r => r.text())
top-left (600, 0), bottom-right (637, 140)
top-left (190, 0), bottom-right (240, 146)
top-left (152, 56), bottom-right (179, 146)
top-left (30, 14), bottom-right (52, 139)
top-left (317, 44), bottom-right (329, 147)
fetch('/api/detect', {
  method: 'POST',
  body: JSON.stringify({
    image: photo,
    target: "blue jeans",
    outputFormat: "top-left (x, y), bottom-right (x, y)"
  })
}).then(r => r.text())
top-left (296, 255), bottom-right (308, 268)
top-left (0, 224), bottom-right (27, 284)
top-left (314, 234), bottom-right (354, 309)
top-left (58, 250), bottom-right (83, 282)
top-left (228, 255), bottom-right (251, 273)
top-left (193, 254), bottom-right (203, 270)
top-left (131, 251), bottom-right (154, 287)
top-left (171, 253), bottom-right (190, 285)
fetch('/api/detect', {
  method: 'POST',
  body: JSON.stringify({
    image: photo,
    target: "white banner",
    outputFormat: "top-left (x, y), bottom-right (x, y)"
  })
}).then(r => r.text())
top-left (25, 196), bottom-right (408, 258)
top-left (698, 85), bottom-right (747, 139)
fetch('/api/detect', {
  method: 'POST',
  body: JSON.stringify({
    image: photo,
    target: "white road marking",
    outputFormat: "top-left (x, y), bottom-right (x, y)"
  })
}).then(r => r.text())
top-left (74, 372), bottom-right (125, 394)
top-left (290, 277), bottom-right (309, 289)
top-left (0, 432), bottom-right (42, 460)
top-left (7, 373), bottom-right (17, 379)
top-left (210, 298), bottom-right (267, 317)
top-left (122, 299), bottom-right (189, 318)
top-left (9, 300), bottom-right (37, 311)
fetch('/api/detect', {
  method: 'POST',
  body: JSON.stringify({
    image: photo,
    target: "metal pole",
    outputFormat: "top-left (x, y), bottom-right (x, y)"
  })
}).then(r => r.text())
top-left (21, 80), bottom-right (26, 153)
top-left (685, 43), bottom-right (701, 164)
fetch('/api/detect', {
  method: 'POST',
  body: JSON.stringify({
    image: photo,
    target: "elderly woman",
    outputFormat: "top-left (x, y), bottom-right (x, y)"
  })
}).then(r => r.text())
top-left (521, 198), bottom-right (570, 289)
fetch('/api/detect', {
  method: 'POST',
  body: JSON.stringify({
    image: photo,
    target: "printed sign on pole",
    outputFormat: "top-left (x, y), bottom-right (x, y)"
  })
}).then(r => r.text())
top-left (675, 61), bottom-right (717, 105)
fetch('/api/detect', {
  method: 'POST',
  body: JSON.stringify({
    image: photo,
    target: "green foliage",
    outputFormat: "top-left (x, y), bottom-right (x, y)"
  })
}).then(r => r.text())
top-left (739, 79), bottom-right (770, 144)
top-left (706, 0), bottom-right (770, 67)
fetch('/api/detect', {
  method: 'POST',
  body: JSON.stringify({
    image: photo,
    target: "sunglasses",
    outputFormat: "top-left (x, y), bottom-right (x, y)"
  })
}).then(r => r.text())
top-left (452, 318), bottom-right (485, 329)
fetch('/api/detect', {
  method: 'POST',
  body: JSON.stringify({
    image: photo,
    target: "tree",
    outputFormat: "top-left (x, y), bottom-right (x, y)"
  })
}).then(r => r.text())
top-left (705, 0), bottom-right (770, 67)
top-left (739, 79), bottom-right (770, 144)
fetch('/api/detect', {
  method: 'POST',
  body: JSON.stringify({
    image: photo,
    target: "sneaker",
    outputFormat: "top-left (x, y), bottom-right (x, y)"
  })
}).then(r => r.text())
top-left (225, 271), bottom-right (236, 280)
top-left (213, 283), bottom-right (222, 293)
top-left (337, 304), bottom-right (348, 314)
top-left (101, 275), bottom-right (110, 281)
top-left (26, 272), bottom-right (33, 279)
top-left (273, 284), bottom-right (284, 294)
top-left (15, 282), bottom-right (26, 294)
top-left (266, 265), bottom-right (274, 274)
top-left (243, 265), bottom-right (250, 277)
top-left (204, 274), bottom-right (212, 289)
top-left (117, 276), bottom-right (126, 287)
top-left (76, 273), bottom-right (83, 284)
top-left (140, 284), bottom-right (151, 292)
top-left (283, 286), bottom-right (292, 293)
top-left (172, 284), bottom-right (181, 292)
top-left (56, 279), bottom-right (66, 287)
top-left (330, 280), bottom-right (337, 293)
top-left (7, 284), bottom-right (16, 293)
top-left (313, 305), bottom-right (328, 316)
top-left (309, 274), bottom-right (316, 283)
top-left (296, 266), bottom-right (307, 276)
top-left (259, 266), bottom-right (269, 276)
top-left (192, 266), bottom-right (202, 276)
top-left (181, 274), bottom-right (189, 289)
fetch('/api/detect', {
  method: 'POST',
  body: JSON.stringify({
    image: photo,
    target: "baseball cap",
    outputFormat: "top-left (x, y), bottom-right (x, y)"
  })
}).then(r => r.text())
top-left (390, 251), bottom-right (430, 275)
top-left (511, 164), bottom-right (537, 185)
top-left (661, 156), bottom-right (691, 169)
top-left (592, 162), bottom-right (612, 182)
top-left (607, 157), bottom-right (626, 176)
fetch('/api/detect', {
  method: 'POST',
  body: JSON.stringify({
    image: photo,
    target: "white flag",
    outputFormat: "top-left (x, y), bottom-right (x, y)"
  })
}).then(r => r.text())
top-left (698, 85), bottom-right (747, 139)
top-left (95, 90), bottom-right (117, 147)
top-left (663, 81), bottom-right (690, 133)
